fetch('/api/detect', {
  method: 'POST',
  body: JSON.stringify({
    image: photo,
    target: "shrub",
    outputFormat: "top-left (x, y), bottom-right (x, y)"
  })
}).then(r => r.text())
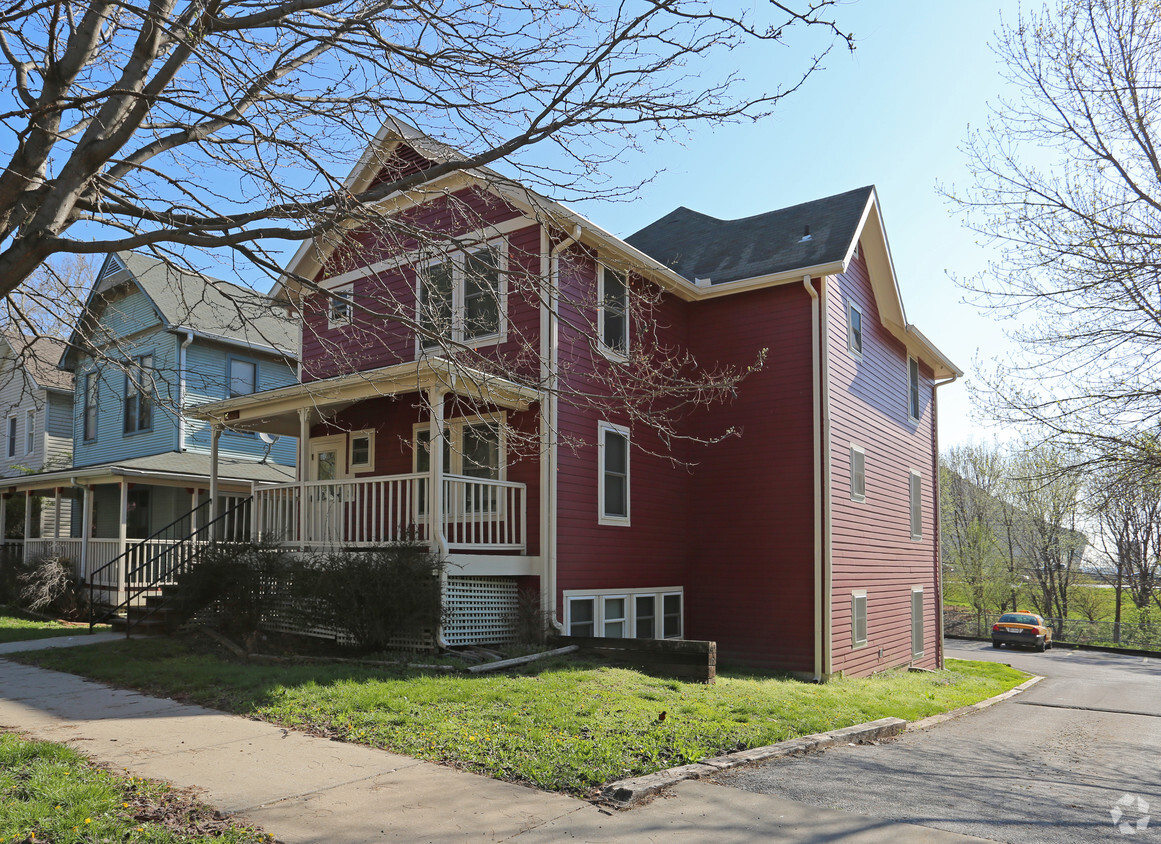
top-left (297, 544), bottom-right (446, 651)
top-left (172, 539), bottom-right (298, 640)
top-left (508, 586), bottom-right (548, 648)
top-left (0, 543), bottom-right (31, 605)
top-left (17, 556), bottom-right (88, 619)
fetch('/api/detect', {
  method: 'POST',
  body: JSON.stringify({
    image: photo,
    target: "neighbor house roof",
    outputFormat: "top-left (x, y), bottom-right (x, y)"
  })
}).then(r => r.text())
top-left (625, 187), bottom-right (874, 286)
top-left (63, 252), bottom-right (298, 368)
top-left (0, 331), bottom-right (73, 393)
top-left (2, 452), bottom-right (294, 493)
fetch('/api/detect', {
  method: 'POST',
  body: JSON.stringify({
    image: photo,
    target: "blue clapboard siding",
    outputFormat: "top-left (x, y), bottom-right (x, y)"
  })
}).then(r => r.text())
top-left (183, 340), bottom-right (297, 465)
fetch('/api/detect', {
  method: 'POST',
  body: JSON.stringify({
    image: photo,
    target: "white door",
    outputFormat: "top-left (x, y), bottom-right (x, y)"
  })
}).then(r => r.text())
top-left (308, 436), bottom-right (347, 543)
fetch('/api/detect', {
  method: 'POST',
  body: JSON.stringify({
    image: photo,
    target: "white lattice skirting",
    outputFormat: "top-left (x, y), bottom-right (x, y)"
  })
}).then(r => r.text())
top-left (442, 575), bottom-right (519, 646)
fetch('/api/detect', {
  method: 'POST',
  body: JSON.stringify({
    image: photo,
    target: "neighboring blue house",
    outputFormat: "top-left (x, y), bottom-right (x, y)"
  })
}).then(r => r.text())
top-left (2, 252), bottom-right (298, 591)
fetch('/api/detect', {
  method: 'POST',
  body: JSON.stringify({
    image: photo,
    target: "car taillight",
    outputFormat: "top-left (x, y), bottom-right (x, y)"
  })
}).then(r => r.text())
top-left (992, 624), bottom-right (1000, 632)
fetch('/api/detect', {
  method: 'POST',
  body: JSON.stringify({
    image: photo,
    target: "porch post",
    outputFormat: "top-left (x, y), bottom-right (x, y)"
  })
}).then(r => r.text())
top-left (190, 488), bottom-right (199, 539)
top-left (427, 387), bottom-right (446, 550)
top-left (79, 486), bottom-right (92, 581)
top-left (53, 488), bottom-right (61, 540)
top-left (209, 424), bottom-right (221, 537)
top-left (118, 479), bottom-right (128, 560)
top-left (298, 408), bottom-right (309, 548)
top-left (0, 492), bottom-right (7, 545)
top-left (23, 490), bottom-right (32, 557)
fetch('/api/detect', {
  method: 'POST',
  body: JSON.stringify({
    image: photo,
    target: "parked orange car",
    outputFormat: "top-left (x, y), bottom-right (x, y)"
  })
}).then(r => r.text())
top-left (992, 612), bottom-right (1053, 652)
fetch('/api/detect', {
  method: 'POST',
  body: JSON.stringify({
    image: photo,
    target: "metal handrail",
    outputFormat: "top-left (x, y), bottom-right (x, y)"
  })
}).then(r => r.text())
top-left (89, 496), bottom-right (252, 634)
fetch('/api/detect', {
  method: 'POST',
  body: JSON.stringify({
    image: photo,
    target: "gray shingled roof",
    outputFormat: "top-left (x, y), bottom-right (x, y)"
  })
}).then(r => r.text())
top-left (69, 451), bottom-right (294, 484)
top-left (625, 186), bottom-right (873, 286)
top-left (116, 252), bottom-right (297, 354)
top-left (0, 331), bottom-right (73, 392)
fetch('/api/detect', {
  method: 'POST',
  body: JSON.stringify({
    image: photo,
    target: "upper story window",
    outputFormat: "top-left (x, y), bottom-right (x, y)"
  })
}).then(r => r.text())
top-left (908, 355), bottom-right (920, 421)
top-left (599, 267), bottom-right (629, 357)
top-left (83, 371), bottom-right (98, 442)
top-left (847, 300), bottom-right (863, 357)
top-left (25, 409), bottom-right (34, 455)
top-left (123, 353), bottom-right (153, 434)
top-left (328, 284), bottom-right (354, 328)
top-left (849, 444), bottom-right (866, 503)
top-left (910, 470), bottom-right (923, 541)
top-left (417, 243), bottom-right (506, 351)
top-left (599, 421), bottom-right (630, 525)
top-left (229, 358), bottom-right (258, 398)
top-left (6, 416), bottom-right (15, 459)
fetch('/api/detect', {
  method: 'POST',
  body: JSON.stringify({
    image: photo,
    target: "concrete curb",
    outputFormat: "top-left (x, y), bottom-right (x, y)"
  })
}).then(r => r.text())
top-left (601, 673), bottom-right (1046, 809)
top-left (601, 717), bottom-right (906, 808)
top-left (906, 674), bottom-right (1044, 732)
top-left (947, 633), bottom-right (1161, 660)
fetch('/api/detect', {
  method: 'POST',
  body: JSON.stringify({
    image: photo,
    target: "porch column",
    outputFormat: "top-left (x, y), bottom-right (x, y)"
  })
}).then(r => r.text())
top-left (209, 424), bottom-right (221, 536)
top-left (53, 488), bottom-right (62, 540)
top-left (23, 490), bottom-right (32, 558)
top-left (0, 492), bottom-right (7, 545)
top-left (298, 408), bottom-right (309, 548)
top-left (427, 387), bottom-right (446, 551)
top-left (118, 480), bottom-right (128, 559)
top-left (189, 488), bottom-right (200, 539)
top-left (79, 486), bottom-right (92, 581)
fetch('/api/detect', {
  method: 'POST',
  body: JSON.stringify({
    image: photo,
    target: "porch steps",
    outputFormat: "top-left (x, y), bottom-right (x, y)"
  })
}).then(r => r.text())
top-left (108, 586), bottom-right (202, 636)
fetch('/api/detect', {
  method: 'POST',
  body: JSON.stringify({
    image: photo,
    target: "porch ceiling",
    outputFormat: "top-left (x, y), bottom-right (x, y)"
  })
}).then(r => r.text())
top-left (190, 358), bottom-right (542, 436)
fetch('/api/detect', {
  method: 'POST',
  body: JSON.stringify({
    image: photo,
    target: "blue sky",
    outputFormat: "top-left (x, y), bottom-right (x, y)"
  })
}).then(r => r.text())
top-left (575, 0), bottom-right (1017, 449)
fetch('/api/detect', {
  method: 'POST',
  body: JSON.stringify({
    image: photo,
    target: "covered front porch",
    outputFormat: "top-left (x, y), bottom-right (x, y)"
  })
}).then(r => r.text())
top-left (195, 358), bottom-right (544, 577)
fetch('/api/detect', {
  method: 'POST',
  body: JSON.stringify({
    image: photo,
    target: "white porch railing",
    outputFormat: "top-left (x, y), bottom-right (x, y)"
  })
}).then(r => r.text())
top-left (252, 473), bottom-right (527, 552)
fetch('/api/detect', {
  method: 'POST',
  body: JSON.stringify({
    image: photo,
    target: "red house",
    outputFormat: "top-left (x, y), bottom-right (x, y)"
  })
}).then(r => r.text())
top-left (196, 122), bottom-right (960, 679)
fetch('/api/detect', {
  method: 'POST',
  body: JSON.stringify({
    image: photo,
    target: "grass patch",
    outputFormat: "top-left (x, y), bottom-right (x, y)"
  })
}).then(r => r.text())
top-left (0, 608), bottom-right (107, 644)
top-left (11, 639), bottom-right (1027, 794)
top-left (0, 731), bottom-right (270, 842)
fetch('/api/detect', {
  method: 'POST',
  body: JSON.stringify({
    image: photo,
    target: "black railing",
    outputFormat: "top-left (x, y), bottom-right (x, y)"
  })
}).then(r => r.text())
top-left (89, 496), bottom-right (252, 635)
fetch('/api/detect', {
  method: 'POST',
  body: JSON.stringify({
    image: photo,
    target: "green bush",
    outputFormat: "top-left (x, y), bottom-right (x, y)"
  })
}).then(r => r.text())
top-left (296, 544), bottom-right (445, 651)
top-left (173, 540), bottom-right (298, 639)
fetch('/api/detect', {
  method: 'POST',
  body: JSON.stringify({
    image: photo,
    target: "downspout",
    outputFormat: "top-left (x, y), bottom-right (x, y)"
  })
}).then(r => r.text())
top-left (932, 371), bottom-right (958, 669)
top-left (177, 331), bottom-right (194, 451)
top-left (804, 277), bottom-right (823, 682)
top-left (542, 224), bottom-right (582, 634)
top-left (820, 276), bottom-right (834, 679)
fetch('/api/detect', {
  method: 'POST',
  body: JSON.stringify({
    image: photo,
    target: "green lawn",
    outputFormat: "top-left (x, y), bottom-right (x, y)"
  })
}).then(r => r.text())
top-left (0, 731), bottom-right (269, 842)
top-left (0, 609), bottom-right (107, 644)
top-left (12, 638), bottom-right (1027, 794)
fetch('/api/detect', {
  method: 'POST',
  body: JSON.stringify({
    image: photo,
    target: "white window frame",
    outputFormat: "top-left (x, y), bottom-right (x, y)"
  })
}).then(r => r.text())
top-left (851, 590), bottom-right (868, 648)
top-left (563, 587), bottom-right (684, 639)
top-left (911, 586), bottom-right (925, 659)
top-left (907, 355), bottom-right (920, 422)
top-left (910, 470), bottom-right (923, 541)
top-left (597, 265), bottom-right (630, 361)
top-left (601, 594), bottom-right (628, 638)
top-left (6, 415), bottom-right (15, 459)
top-left (349, 429), bottom-right (376, 472)
top-left (227, 357), bottom-right (259, 398)
top-left (414, 239), bottom-right (509, 355)
top-left (411, 413), bottom-right (508, 480)
top-left (328, 283), bottom-right (354, 328)
top-left (847, 299), bottom-right (863, 358)
top-left (83, 370), bottom-right (98, 442)
top-left (598, 421), bottom-right (631, 526)
top-left (849, 444), bottom-right (866, 503)
top-left (24, 409), bottom-right (34, 456)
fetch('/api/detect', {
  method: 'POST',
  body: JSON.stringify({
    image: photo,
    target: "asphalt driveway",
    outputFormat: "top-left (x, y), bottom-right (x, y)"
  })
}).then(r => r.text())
top-left (714, 641), bottom-right (1161, 843)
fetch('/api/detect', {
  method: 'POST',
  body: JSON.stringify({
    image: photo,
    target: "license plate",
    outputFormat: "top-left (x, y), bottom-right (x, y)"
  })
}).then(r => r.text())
top-left (1005, 627), bottom-right (1025, 633)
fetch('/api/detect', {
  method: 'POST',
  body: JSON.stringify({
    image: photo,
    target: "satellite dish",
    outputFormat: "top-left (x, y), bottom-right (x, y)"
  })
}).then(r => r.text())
top-left (259, 432), bottom-right (279, 444)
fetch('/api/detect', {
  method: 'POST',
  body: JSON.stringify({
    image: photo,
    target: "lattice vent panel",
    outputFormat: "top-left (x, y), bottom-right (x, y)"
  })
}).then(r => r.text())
top-left (443, 576), bottom-right (518, 646)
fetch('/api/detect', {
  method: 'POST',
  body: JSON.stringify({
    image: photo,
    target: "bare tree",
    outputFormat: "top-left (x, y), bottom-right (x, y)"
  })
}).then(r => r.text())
top-left (0, 0), bottom-right (852, 294)
top-left (941, 442), bottom-right (1012, 626)
top-left (947, 0), bottom-right (1161, 467)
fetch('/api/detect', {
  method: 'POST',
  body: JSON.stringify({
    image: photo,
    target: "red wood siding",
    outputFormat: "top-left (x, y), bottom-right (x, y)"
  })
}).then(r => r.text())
top-left (553, 249), bottom-right (693, 597)
top-left (682, 283), bottom-right (817, 672)
top-left (826, 246), bottom-right (940, 677)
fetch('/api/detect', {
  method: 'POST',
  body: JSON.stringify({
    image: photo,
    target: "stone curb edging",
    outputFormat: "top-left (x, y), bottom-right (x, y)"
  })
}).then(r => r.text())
top-left (906, 674), bottom-right (1043, 732)
top-left (600, 717), bottom-right (906, 808)
top-left (600, 674), bottom-right (1045, 808)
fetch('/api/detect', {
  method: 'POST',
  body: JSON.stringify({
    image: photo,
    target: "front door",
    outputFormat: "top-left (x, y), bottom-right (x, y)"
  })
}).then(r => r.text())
top-left (308, 436), bottom-right (347, 543)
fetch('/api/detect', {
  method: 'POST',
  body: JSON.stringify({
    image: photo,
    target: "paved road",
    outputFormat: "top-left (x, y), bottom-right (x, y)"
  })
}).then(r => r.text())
top-left (715, 641), bottom-right (1161, 843)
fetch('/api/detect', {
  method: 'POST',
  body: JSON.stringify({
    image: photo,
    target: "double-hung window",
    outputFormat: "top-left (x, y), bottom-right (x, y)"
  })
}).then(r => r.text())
top-left (328, 284), bottom-right (353, 328)
top-left (598, 422), bottom-right (630, 525)
top-left (83, 372), bottom-right (98, 441)
top-left (417, 243), bottom-right (505, 350)
top-left (229, 359), bottom-right (258, 398)
top-left (847, 300), bottom-right (863, 356)
top-left (5, 416), bottom-right (15, 458)
top-left (414, 417), bottom-right (503, 515)
top-left (599, 267), bottom-right (629, 357)
top-left (909, 470), bottom-right (923, 541)
top-left (24, 409), bottom-right (34, 455)
top-left (123, 354), bottom-right (153, 434)
top-left (849, 444), bottom-right (866, 502)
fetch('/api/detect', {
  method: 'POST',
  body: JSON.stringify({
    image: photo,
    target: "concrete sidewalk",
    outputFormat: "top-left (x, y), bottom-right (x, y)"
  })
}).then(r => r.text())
top-left (0, 648), bottom-right (985, 843)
